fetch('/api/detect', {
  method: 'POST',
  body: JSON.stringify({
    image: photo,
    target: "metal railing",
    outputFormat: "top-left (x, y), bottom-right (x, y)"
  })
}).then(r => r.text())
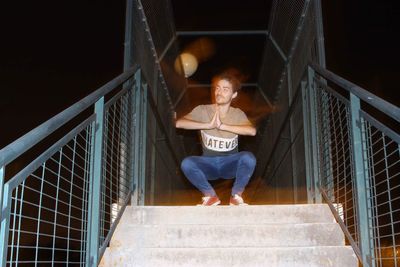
top-left (0, 65), bottom-right (141, 266)
top-left (304, 63), bottom-right (400, 267)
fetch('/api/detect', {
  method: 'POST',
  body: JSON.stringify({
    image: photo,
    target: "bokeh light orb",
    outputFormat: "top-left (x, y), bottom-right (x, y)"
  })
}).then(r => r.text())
top-left (174, 52), bottom-right (198, 78)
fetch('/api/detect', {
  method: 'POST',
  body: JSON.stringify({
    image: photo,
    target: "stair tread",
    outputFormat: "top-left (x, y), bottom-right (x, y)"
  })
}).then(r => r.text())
top-left (101, 246), bottom-right (357, 267)
top-left (123, 204), bottom-right (336, 225)
top-left (111, 222), bottom-right (345, 247)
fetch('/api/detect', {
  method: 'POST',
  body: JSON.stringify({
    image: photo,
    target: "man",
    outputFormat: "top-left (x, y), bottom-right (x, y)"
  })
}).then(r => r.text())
top-left (176, 72), bottom-right (257, 206)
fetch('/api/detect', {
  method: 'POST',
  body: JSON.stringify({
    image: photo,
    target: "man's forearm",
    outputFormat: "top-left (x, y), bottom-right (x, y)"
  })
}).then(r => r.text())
top-left (219, 123), bottom-right (257, 136)
top-left (175, 118), bottom-right (210, 130)
top-left (176, 118), bottom-right (257, 136)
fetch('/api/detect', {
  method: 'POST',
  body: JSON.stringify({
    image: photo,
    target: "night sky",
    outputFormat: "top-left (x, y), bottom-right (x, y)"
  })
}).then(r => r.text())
top-left (1, 1), bottom-right (126, 148)
top-left (323, 0), bottom-right (399, 102)
top-left (1, 0), bottom-right (399, 149)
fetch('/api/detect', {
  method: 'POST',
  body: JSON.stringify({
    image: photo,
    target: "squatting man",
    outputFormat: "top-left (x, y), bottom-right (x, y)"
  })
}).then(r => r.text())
top-left (175, 72), bottom-right (257, 206)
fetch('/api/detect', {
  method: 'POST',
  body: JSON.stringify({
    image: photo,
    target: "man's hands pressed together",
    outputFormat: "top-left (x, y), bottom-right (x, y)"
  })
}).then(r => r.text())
top-left (208, 106), bottom-right (222, 130)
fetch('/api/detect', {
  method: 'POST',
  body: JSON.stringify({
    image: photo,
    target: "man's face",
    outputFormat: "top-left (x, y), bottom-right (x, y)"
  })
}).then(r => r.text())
top-left (214, 79), bottom-right (237, 105)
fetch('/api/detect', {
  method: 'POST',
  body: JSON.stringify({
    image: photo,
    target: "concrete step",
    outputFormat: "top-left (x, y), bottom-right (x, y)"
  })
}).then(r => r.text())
top-left (100, 205), bottom-right (357, 267)
top-left (101, 246), bottom-right (358, 267)
top-left (110, 223), bottom-right (345, 248)
top-left (122, 204), bottom-right (335, 225)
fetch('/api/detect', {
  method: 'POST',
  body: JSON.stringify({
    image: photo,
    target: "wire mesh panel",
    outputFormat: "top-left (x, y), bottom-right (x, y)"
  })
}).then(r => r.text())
top-left (144, 88), bottom-right (184, 205)
top-left (133, 0), bottom-right (186, 165)
top-left (132, 2), bottom-right (158, 92)
top-left (290, 2), bottom-right (318, 97)
top-left (269, 0), bottom-right (306, 56)
top-left (289, 88), bottom-right (308, 202)
top-left (98, 89), bottom-right (134, 251)
top-left (4, 118), bottom-right (94, 266)
top-left (256, 0), bottom-right (323, 203)
top-left (361, 112), bottom-right (400, 267)
top-left (133, 0), bottom-right (186, 110)
top-left (141, 0), bottom-right (175, 56)
top-left (0, 66), bottom-right (138, 266)
top-left (315, 82), bottom-right (360, 247)
top-left (258, 39), bottom-right (285, 100)
top-left (309, 62), bottom-right (400, 266)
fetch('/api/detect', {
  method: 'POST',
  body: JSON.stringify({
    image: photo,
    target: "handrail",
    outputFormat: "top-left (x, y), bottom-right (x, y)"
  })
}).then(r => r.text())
top-left (307, 63), bottom-right (400, 266)
top-left (0, 64), bottom-right (138, 167)
top-left (310, 62), bottom-right (400, 123)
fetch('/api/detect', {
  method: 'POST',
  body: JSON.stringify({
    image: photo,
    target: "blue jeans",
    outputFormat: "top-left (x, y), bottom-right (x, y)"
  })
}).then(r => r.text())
top-left (181, 151), bottom-right (256, 197)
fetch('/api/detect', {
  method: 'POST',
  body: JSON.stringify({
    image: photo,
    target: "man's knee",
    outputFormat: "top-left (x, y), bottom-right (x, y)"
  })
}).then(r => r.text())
top-left (239, 151), bottom-right (256, 167)
top-left (181, 157), bottom-right (196, 172)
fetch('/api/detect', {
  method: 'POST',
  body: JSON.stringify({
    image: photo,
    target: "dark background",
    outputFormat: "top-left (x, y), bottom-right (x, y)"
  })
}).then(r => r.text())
top-left (323, 1), bottom-right (399, 102)
top-left (1, 1), bottom-right (126, 148)
top-left (1, 0), bottom-right (399, 149)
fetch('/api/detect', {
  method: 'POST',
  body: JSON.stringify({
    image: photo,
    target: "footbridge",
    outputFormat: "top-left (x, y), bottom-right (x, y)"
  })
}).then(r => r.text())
top-left (1, 1), bottom-right (399, 266)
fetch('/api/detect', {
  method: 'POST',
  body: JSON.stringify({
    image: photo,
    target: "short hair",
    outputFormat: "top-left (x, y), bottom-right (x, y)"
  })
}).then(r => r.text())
top-left (212, 72), bottom-right (241, 93)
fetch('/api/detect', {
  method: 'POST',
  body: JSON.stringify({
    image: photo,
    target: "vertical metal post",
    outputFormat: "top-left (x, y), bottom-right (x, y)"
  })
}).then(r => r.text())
top-left (123, 0), bottom-right (134, 72)
top-left (310, 67), bottom-right (322, 203)
top-left (138, 83), bottom-right (148, 205)
top-left (362, 120), bottom-right (375, 267)
top-left (350, 93), bottom-right (372, 267)
top-left (306, 66), bottom-right (322, 203)
top-left (321, 91), bottom-right (334, 200)
top-left (314, 0), bottom-right (326, 68)
top-left (127, 76), bottom-right (136, 196)
top-left (0, 166), bottom-right (4, 222)
top-left (132, 70), bottom-right (142, 204)
top-left (149, 137), bottom-right (156, 205)
top-left (118, 96), bottom-right (129, 210)
top-left (132, 79), bottom-right (148, 206)
top-left (301, 81), bottom-right (314, 203)
top-left (124, 0), bottom-right (137, 203)
top-left (86, 97), bottom-right (105, 266)
top-left (147, 92), bottom-right (157, 205)
top-left (287, 62), bottom-right (299, 203)
top-left (313, 0), bottom-right (331, 191)
top-left (0, 183), bottom-right (11, 267)
top-left (122, 0), bottom-right (134, 205)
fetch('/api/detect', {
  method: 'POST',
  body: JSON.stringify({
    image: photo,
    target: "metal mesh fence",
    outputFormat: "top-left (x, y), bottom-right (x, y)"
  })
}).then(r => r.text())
top-left (133, 0), bottom-right (186, 111)
top-left (309, 63), bottom-right (400, 265)
top-left (290, 2), bottom-right (318, 97)
top-left (0, 67), bottom-right (138, 265)
top-left (160, 40), bottom-right (187, 107)
top-left (130, 0), bottom-right (187, 205)
top-left (5, 118), bottom-right (94, 266)
top-left (258, 38), bottom-right (285, 100)
top-left (144, 87), bottom-right (185, 205)
top-left (269, 0), bottom-right (306, 56)
top-left (315, 81), bottom-right (360, 248)
top-left (361, 112), bottom-right (400, 267)
top-left (133, 0), bottom-right (185, 162)
top-left (99, 89), bottom-right (134, 251)
top-left (141, 0), bottom-right (175, 56)
top-left (289, 86), bottom-right (307, 201)
top-left (256, 0), bottom-right (320, 203)
top-left (132, 3), bottom-right (158, 91)
top-left (139, 0), bottom-right (187, 111)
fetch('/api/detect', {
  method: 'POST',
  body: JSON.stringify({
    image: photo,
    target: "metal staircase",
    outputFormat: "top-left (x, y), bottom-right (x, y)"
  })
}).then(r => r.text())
top-left (1, 0), bottom-right (399, 266)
